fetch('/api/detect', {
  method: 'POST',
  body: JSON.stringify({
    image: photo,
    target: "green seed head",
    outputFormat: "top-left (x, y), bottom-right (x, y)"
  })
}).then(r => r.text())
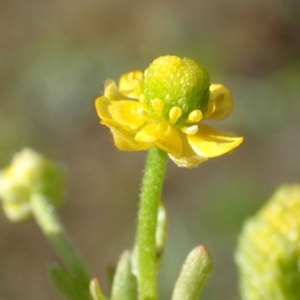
top-left (143, 55), bottom-right (210, 120)
top-left (235, 184), bottom-right (300, 300)
top-left (0, 148), bottom-right (65, 222)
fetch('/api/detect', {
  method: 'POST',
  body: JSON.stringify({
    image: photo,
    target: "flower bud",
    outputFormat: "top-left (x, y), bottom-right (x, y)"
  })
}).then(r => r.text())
top-left (0, 148), bottom-right (65, 222)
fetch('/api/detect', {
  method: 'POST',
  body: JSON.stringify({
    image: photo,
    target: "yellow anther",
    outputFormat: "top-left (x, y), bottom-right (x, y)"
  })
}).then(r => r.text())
top-left (169, 106), bottom-right (182, 124)
top-left (188, 110), bottom-right (203, 123)
top-left (151, 98), bottom-right (164, 115)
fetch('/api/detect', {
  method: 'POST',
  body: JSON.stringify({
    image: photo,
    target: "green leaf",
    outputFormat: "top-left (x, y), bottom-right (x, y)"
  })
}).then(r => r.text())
top-left (172, 246), bottom-right (212, 300)
top-left (89, 278), bottom-right (107, 300)
top-left (111, 250), bottom-right (137, 300)
top-left (48, 261), bottom-right (91, 300)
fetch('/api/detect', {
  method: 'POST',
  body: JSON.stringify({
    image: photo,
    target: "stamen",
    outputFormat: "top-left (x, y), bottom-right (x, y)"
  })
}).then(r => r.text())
top-left (169, 106), bottom-right (182, 124)
top-left (151, 98), bottom-right (164, 115)
top-left (188, 110), bottom-right (203, 123)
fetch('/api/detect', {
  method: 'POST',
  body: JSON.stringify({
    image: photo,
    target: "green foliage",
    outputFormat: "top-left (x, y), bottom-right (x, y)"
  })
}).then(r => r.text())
top-left (111, 251), bottom-right (137, 300)
top-left (89, 279), bottom-right (107, 300)
top-left (49, 262), bottom-right (92, 300)
top-left (172, 246), bottom-right (212, 300)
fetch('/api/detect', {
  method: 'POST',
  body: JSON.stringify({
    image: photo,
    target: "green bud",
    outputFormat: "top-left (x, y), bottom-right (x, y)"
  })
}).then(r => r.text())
top-left (143, 55), bottom-right (210, 120)
top-left (0, 148), bottom-right (65, 222)
top-left (235, 184), bottom-right (300, 300)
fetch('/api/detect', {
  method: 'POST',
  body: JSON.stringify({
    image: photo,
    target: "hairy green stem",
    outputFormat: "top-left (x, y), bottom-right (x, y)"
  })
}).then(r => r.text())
top-left (31, 193), bottom-right (91, 286)
top-left (137, 147), bottom-right (168, 300)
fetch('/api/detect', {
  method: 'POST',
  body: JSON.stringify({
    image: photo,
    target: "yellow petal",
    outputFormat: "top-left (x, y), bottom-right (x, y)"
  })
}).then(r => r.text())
top-left (109, 101), bottom-right (146, 130)
top-left (95, 96), bottom-right (114, 121)
top-left (135, 121), bottom-right (183, 157)
top-left (168, 154), bottom-right (207, 169)
top-left (188, 123), bottom-right (243, 158)
top-left (104, 79), bottom-right (129, 100)
top-left (95, 97), bottom-right (146, 131)
top-left (203, 84), bottom-right (233, 120)
top-left (169, 136), bottom-right (208, 168)
top-left (119, 71), bottom-right (143, 99)
top-left (109, 125), bottom-right (152, 151)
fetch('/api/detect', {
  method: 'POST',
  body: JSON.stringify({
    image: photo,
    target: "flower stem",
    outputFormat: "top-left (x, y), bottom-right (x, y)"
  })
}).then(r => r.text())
top-left (137, 147), bottom-right (168, 300)
top-left (31, 193), bottom-right (91, 286)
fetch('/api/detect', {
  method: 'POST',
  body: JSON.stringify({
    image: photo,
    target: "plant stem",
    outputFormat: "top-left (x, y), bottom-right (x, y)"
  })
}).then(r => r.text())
top-left (31, 193), bottom-right (91, 286)
top-left (137, 147), bottom-right (168, 300)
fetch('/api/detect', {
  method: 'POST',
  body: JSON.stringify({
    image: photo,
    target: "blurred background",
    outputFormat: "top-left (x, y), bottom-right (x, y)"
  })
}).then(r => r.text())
top-left (1, 0), bottom-right (300, 299)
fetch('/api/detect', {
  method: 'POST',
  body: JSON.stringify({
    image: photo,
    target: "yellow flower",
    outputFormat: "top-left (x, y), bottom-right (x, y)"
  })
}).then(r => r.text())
top-left (95, 55), bottom-right (243, 168)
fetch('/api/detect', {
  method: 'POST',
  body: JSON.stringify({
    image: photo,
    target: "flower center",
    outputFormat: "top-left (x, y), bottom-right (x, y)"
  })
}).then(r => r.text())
top-left (143, 55), bottom-right (210, 122)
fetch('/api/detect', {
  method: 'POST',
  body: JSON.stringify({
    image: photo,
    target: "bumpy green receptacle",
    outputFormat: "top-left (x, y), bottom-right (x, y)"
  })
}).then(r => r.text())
top-left (143, 55), bottom-right (210, 120)
top-left (235, 185), bottom-right (300, 300)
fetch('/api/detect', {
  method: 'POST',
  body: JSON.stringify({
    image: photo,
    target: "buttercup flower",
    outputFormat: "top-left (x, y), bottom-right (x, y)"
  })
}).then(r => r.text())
top-left (95, 55), bottom-right (243, 168)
